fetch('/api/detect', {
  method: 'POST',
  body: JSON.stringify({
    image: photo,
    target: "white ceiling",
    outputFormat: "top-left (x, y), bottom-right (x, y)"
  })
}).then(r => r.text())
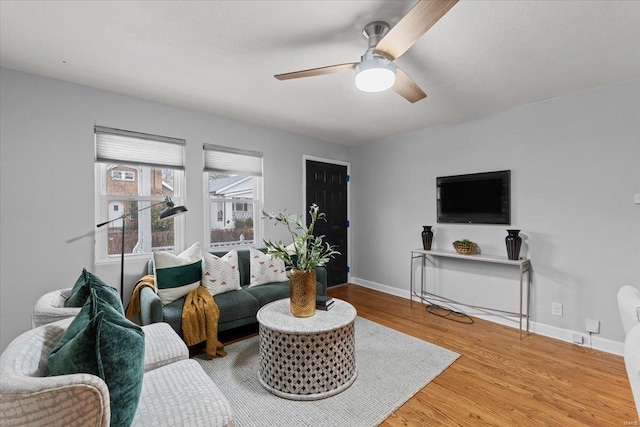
top-left (1, 1), bottom-right (639, 145)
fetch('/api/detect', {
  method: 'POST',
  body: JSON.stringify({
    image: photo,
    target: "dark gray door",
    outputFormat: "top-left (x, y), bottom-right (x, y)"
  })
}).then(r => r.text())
top-left (305, 160), bottom-right (348, 287)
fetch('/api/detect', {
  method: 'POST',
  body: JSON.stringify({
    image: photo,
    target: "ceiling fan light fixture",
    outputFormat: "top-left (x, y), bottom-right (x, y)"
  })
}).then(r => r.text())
top-left (355, 56), bottom-right (396, 93)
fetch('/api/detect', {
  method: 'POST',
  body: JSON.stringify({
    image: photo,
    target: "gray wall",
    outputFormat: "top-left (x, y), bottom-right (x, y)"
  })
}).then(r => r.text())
top-left (2, 67), bottom-right (638, 352)
top-left (350, 78), bottom-right (640, 347)
top-left (0, 68), bottom-right (350, 351)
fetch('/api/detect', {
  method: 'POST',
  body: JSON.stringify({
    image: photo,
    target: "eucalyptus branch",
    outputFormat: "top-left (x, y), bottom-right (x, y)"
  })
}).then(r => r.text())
top-left (263, 204), bottom-right (340, 271)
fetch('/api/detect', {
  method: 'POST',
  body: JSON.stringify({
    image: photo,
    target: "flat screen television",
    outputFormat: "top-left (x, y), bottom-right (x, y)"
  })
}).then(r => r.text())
top-left (437, 170), bottom-right (511, 224)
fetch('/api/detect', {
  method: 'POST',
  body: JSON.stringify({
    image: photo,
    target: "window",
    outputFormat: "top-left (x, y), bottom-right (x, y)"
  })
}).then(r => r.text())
top-left (234, 202), bottom-right (248, 212)
top-left (204, 144), bottom-right (262, 249)
top-left (111, 170), bottom-right (135, 181)
top-left (95, 126), bottom-right (186, 262)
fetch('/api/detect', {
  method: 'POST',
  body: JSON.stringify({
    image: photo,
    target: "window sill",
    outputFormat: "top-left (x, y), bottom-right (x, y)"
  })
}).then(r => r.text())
top-left (209, 243), bottom-right (262, 252)
top-left (94, 252), bottom-right (154, 265)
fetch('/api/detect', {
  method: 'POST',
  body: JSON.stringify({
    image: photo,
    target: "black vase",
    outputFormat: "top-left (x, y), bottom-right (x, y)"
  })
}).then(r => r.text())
top-left (421, 226), bottom-right (433, 250)
top-left (505, 229), bottom-right (522, 260)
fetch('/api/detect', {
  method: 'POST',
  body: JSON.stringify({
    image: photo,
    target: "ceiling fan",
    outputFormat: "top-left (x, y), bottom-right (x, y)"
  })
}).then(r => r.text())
top-left (275, 0), bottom-right (459, 103)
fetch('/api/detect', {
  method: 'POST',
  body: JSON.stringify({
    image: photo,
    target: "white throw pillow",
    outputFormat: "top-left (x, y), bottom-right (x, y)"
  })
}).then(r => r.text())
top-left (249, 247), bottom-right (288, 287)
top-left (154, 242), bottom-right (202, 305)
top-left (202, 250), bottom-right (241, 296)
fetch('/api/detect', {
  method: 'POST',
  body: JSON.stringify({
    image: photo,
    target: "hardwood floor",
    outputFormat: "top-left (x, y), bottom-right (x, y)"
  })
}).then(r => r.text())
top-left (325, 284), bottom-right (636, 426)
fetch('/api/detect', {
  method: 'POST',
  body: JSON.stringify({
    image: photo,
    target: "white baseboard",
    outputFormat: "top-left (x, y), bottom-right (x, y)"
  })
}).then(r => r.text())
top-left (350, 277), bottom-right (624, 356)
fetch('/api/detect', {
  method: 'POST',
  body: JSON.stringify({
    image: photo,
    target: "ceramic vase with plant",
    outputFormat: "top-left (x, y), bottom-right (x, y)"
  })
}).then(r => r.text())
top-left (263, 204), bottom-right (340, 317)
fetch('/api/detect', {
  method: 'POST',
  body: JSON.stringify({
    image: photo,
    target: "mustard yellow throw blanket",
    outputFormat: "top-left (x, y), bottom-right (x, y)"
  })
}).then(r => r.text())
top-left (182, 286), bottom-right (226, 359)
top-left (125, 275), bottom-right (156, 318)
top-left (126, 276), bottom-right (226, 359)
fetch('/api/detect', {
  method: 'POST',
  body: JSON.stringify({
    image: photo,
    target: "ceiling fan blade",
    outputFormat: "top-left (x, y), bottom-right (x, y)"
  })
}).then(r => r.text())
top-left (275, 63), bottom-right (358, 80)
top-left (374, 0), bottom-right (458, 60)
top-left (393, 68), bottom-right (426, 103)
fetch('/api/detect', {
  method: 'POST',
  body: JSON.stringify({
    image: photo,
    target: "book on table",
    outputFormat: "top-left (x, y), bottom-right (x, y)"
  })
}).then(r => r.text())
top-left (316, 296), bottom-right (335, 310)
top-left (316, 296), bottom-right (334, 306)
top-left (316, 301), bottom-right (334, 311)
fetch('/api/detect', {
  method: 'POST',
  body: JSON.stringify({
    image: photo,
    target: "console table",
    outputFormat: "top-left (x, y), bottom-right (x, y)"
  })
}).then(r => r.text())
top-left (410, 249), bottom-right (531, 338)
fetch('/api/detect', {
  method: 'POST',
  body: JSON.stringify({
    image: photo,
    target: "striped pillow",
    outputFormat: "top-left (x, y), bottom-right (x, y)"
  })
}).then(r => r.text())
top-left (154, 242), bottom-right (202, 305)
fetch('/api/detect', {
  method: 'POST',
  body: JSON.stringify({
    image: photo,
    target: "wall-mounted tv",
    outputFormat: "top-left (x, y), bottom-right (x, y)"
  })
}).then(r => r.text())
top-left (437, 170), bottom-right (511, 224)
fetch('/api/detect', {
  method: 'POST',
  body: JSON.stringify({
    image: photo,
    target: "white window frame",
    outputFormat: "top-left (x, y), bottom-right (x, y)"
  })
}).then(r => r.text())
top-left (204, 174), bottom-right (263, 251)
top-left (203, 144), bottom-right (263, 251)
top-left (94, 127), bottom-right (186, 264)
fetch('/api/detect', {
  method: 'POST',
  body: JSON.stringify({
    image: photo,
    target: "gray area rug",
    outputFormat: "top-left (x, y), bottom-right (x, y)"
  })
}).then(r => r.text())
top-left (196, 317), bottom-right (459, 427)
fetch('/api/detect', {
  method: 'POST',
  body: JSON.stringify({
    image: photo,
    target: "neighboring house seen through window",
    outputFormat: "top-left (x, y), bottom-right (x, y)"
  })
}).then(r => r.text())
top-left (111, 170), bottom-right (135, 181)
top-left (204, 144), bottom-right (263, 249)
top-left (95, 126), bottom-right (186, 262)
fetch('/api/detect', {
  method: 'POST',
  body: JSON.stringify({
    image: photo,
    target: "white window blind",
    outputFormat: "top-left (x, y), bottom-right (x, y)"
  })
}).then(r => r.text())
top-left (203, 144), bottom-right (263, 176)
top-left (95, 126), bottom-right (185, 170)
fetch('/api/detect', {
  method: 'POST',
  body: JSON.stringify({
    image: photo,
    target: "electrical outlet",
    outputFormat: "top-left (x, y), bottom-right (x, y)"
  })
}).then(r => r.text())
top-left (551, 303), bottom-right (563, 317)
top-left (586, 319), bottom-right (600, 334)
top-left (634, 194), bottom-right (640, 204)
top-left (572, 334), bottom-right (584, 344)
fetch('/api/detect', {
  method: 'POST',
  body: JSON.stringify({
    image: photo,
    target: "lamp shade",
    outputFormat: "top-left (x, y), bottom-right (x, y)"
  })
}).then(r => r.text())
top-left (159, 205), bottom-right (188, 219)
top-left (159, 197), bottom-right (188, 219)
top-left (355, 55), bottom-right (396, 93)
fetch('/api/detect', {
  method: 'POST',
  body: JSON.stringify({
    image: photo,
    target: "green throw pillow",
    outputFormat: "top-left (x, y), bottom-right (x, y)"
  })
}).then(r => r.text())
top-left (64, 268), bottom-right (123, 314)
top-left (50, 289), bottom-right (145, 427)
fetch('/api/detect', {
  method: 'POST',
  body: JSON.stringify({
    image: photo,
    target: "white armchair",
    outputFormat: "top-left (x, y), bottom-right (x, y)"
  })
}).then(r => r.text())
top-left (1, 318), bottom-right (235, 427)
top-left (1, 319), bottom-right (110, 426)
top-left (31, 288), bottom-right (80, 328)
top-left (618, 285), bottom-right (640, 418)
top-left (618, 285), bottom-right (640, 335)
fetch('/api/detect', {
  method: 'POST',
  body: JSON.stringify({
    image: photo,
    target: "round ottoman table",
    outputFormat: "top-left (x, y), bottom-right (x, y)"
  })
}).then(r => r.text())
top-left (256, 298), bottom-right (357, 400)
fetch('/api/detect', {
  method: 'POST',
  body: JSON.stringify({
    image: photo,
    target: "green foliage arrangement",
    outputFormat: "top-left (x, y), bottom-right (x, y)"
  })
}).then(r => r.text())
top-left (234, 217), bottom-right (255, 229)
top-left (151, 204), bottom-right (173, 231)
top-left (263, 204), bottom-right (340, 271)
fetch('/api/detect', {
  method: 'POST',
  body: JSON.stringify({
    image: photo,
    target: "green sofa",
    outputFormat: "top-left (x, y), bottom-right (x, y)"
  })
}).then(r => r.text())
top-left (138, 248), bottom-right (327, 336)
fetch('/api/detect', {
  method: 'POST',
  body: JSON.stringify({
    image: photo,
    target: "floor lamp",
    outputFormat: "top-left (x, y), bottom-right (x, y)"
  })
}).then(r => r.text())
top-left (96, 196), bottom-right (188, 301)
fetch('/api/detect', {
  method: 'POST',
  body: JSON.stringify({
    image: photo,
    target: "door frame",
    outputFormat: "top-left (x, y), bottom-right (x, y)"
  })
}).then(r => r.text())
top-left (302, 155), bottom-right (351, 285)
